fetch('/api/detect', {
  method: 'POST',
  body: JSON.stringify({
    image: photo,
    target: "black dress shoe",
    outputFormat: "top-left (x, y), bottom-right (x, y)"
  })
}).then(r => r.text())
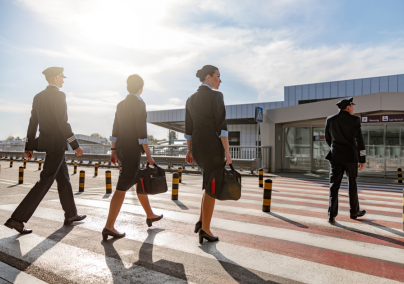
top-left (102, 228), bottom-right (126, 241)
top-left (350, 210), bottom-right (366, 220)
top-left (64, 214), bottom-right (87, 225)
top-left (194, 221), bottom-right (202, 233)
top-left (4, 218), bottom-right (32, 234)
top-left (199, 230), bottom-right (219, 244)
top-left (328, 217), bottom-right (335, 224)
top-left (146, 214), bottom-right (163, 227)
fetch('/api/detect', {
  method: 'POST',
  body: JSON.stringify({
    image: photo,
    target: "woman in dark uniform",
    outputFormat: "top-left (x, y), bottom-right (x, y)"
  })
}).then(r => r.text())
top-left (102, 74), bottom-right (163, 240)
top-left (184, 65), bottom-right (232, 244)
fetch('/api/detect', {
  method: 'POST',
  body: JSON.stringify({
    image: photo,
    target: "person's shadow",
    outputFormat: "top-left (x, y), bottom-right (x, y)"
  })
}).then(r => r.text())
top-left (199, 242), bottom-right (277, 284)
top-left (0, 225), bottom-right (74, 282)
top-left (101, 228), bottom-right (188, 283)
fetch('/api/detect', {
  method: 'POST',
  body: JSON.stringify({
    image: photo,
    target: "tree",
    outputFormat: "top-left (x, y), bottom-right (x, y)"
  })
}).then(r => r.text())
top-left (168, 130), bottom-right (177, 144)
top-left (91, 133), bottom-right (105, 139)
top-left (6, 136), bottom-right (15, 141)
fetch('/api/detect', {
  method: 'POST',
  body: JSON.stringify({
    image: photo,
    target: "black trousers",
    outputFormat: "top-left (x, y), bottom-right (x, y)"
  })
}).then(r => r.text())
top-left (328, 161), bottom-right (360, 218)
top-left (11, 152), bottom-right (77, 223)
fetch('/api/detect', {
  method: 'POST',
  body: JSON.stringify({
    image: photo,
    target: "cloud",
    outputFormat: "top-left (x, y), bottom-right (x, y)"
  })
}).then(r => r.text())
top-left (3, 0), bottom-right (403, 139)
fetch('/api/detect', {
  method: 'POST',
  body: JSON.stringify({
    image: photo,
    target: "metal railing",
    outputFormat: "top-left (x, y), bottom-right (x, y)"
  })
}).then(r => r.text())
top-left (149, 145), bottom-right (270, 169)
top-left (0, 146), bottom-right (271, 173)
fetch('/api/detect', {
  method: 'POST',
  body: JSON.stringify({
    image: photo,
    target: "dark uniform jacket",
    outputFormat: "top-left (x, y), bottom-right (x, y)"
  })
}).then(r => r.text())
top-left (325, 111), bottom-right (366, 163)
top-left (185, 85), bottom-right (228, 144)
top-left (25, 85), bottom-right (79, 152)
top-left (112, 94), bottom-right (147, 151)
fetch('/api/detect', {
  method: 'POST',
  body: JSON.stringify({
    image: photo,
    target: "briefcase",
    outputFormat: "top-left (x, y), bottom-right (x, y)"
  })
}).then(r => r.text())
top-left (206, 163), bottom-right (242, 201)
top-left (137, 163), bottom-right (168, 195)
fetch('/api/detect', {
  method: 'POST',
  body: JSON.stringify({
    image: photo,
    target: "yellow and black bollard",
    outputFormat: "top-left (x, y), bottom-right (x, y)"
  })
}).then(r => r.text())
top-left (18, 167), bottom-right (24, 184)
top-left (366, 160), bottom-right (369, 168)
top-left (178, 167), bottom-right (182, 183)
top-left (23, 159), bottom-right (27, 169)
top-left (74, 162), bottom-right (77, 174)
top-left (398, 168), bottom-right (402, 184)
top-left (119, 166), bottom-right (122, 176)
top-left (79, 170), bottom-right (85, 192)
top-left (38, 160), bottom-right (42, 170)
top-left (262, 179), bottom-right (272, 212)
top-left (259, 168), bottom-right (263, 188)
top-left (94, 163), bottom-right (98, 176)
top-left (10, 158), bottom-right (13, 168)
top-left (172, 173), bottom-right (179, 200)
top-left (105, 170), bottom-right (112, 194)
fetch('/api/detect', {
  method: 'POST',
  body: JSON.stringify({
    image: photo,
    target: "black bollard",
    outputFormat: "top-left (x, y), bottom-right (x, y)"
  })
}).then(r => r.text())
top-left (178, 167), bottom-right (182, 183)
top-left (398, 168), bottom-right (402, 184)
top-left (262, 179), bottom-right (272, 212)
top-left (259, 168), bottom-right (263, 188)
top-left (18, 167), bottom-right (24, 184)
top-left (38, 160), bottom-right (42, 170)
top-left (79, 171), bottom-right (85, 192)
top-left (74, 162), bottom-right (77, 174)
top-left (105, 170), bottom-right (112, 194)
top-left (172, 173), bottom-right (179, 200)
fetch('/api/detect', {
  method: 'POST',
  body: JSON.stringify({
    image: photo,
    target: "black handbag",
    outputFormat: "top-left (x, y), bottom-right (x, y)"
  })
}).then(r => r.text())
top-left (206, 163), bottom-right (242, 201)
top-left (136, 163), bottom-right (168, 195)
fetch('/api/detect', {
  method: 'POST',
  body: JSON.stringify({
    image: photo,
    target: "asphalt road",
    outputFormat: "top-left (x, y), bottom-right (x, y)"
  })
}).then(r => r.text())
top-left (0, 160), bottom-right (403, 283)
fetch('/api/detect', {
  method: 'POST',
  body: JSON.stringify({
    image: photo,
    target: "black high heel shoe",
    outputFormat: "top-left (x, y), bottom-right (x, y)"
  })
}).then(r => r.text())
top-left (146, 214), bottom-right (163, 227)
top-left (102, 228), bottom-right (126, 241)
top-left (199, 230), bottom-right (219, 244)
top-left (194, 221), bottom-right (202, 233)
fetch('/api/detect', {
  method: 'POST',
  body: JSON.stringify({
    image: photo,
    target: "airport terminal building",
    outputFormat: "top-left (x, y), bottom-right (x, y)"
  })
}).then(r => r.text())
top-left (147, 74), bottom-right (404, 176)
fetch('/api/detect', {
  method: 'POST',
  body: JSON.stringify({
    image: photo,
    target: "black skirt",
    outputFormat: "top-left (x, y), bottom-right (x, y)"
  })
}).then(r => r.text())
top-left (192, 139), bottom-right (224, 190)
top-left (116, 147), bottom-right (142, 192)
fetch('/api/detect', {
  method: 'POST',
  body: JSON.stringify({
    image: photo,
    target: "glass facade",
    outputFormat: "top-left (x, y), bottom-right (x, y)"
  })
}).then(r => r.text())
top-left (283, 127), bottom-right (311, 171)
top-left (283, 124), bottom-right (404, 176)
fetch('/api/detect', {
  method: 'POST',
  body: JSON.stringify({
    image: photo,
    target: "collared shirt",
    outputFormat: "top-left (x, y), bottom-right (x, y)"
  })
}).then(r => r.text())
top-left (110, 92), bottom-right (148, 145)
top-left (201, 82), bottom-right (212, 90)
top-left (184, 83), bottom-right (228, 140)
top-left (48, 84), bottom-right (60, 90)
top-left (129, 93), bottom-right (143, 101)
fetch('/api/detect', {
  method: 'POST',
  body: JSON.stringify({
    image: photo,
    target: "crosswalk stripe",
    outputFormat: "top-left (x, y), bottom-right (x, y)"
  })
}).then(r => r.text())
top-left (0, 203), bottom-right (402, 284)
top-left (0, 227), bottom-right (189, 284)
top-left (131, 190), bottom-right (402, 222)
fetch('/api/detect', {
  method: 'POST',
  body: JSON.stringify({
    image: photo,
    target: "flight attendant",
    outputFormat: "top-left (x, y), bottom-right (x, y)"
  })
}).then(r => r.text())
top-left (4, 67), bottom-right (86, 234)
top-left (325, 97), bottom-right (367, 224)
top-left (102, 74), bottom-right (162, 240)
top-left (184, 65), bottom-right (232, 244)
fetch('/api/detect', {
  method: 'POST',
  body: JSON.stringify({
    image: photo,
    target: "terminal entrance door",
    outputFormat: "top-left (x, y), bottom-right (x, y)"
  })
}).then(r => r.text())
top-left (312, 128), bottom-right (329, 173)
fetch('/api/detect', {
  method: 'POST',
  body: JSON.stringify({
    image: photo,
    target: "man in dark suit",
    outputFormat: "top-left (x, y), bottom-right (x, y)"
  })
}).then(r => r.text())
top-left (4, 67), bottom-right (86, 234)
top-left (325, 97), bottom-right (366, 224)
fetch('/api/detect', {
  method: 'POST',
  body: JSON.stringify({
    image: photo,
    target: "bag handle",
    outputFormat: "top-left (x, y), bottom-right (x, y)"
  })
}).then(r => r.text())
top-left (223, 162), bottom-right (236, 172)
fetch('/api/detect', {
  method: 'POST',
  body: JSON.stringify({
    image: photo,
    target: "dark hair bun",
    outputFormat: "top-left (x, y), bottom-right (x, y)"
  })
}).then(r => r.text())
top-left (196, 65), bottom-right (218, 82)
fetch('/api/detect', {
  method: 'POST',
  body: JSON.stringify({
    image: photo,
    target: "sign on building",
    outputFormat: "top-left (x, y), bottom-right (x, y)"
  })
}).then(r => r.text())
top-left (255, 107), bottom-right (263, 123)
top-left (361, 114), bottom-right (404, 123)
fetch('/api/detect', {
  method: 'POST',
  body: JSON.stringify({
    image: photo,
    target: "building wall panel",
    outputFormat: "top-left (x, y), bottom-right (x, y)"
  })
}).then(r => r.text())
top-left (354, 79), bottom-right (362, 96)
top-left (331, 82), bottom-right (338, 97)
top-left (346, 80), bottom-right (354, 97)
top-left (338, 81), bottom-right (346, 97)
top-left (309, 84), bottom-right (316, 99)
top-left (302, 85), bottom-right (309, 100)
top-left (315, 83), bottom-right (323, 99)
top-left (236, 105), bottom-right (242, 118)
top-left (363, 78), bottom-right (371, 95)
top-left (323, 82), bottom-right (331, 98)
top-left (380, 76), bottom-right (388, 92)
top-left (371, 77), bottom-right (380, 93)
top-left (389, 75), bottom-right (398, 92)
top-left (296, 85), bottom-right (302, 103)
top-left (398, 74), bottom-right (404, 92)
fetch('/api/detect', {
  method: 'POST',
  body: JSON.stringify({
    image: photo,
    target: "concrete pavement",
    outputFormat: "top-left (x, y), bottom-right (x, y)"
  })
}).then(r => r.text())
top-left (0, 160), bottom-right (403, 283)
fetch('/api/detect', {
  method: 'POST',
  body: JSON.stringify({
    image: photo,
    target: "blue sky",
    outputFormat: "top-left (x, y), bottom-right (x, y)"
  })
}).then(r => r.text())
top-left (0, 0), bottom-right (403, 140)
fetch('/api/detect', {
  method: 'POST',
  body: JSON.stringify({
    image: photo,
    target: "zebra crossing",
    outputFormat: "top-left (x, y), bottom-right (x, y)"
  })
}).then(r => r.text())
top-left (0, 162), bottom-right (403, 283)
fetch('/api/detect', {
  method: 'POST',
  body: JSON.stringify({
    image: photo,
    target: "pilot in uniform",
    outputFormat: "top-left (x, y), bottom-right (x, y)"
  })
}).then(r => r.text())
top-left (4, 67), bottom-right (86, 234)
top-left (325, 97), bottom-right (366, 224)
